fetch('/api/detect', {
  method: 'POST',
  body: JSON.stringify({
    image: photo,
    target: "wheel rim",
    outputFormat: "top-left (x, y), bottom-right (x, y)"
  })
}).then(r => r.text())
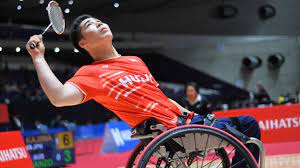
top-left (126, 139), bottom-right (152, 168)
top-left (126, 142), bottom-right (145, 168)
top-left (138, 126), bottom-right (257, 168)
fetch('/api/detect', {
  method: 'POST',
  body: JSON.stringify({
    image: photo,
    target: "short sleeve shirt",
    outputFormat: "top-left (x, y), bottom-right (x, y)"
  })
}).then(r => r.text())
top-left (66, 56), bottom-right (182, 128)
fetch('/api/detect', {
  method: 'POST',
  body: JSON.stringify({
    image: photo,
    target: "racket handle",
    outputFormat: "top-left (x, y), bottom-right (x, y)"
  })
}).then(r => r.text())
top-left (29, 42), bottom-right (38, 49)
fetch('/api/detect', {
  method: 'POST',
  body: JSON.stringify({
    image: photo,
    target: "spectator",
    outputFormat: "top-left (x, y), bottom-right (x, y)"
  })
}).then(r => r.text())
top-left (184, 82), bottom-right (211, 117)
top-left (284, 93), bottom-right (292, 104)
top-left (50, 115), bottom-right (63, 128)
top-left (35, 120), bottom-right (48, 133)
top-left (61, 120), bottom-right (77, 131)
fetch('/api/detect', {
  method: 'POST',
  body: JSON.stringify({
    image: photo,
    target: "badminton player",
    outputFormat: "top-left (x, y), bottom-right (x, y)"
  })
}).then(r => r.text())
top-left (26, 15), bottom-right (261, 166)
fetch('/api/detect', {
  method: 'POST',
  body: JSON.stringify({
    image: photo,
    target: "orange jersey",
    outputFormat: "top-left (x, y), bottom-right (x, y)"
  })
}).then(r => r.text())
top-left (66, 56), bottom-right (182, 128)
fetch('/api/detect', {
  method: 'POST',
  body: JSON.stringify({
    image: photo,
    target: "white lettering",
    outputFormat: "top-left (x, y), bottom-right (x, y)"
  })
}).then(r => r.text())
top-left (120, 130), bottom-right (132, 141)
top-left (111, 128), bottom-right (125, 147)
top-left (0, 147), bottom-right (28, 162)
top-left (33, 144), bottom-right (43, 150)
top-left (116, 73), bottom-right (155, 91)
top-left (119, 76), bottom-right (133, 87)
top-left (293, 118), bottom-right (299, 127)
top-left (9, 149), bottom-right (17, 160)
top-left (129, 75), bottom-right (141, 82)
top-left (279, 119), bottom-right (287, 128)
top-left (26, 144), bottom-right (32, 151)
top-left (286, 118), bottom-right (292, 128)
top-left (0, 151), bottom-right (3, 162)
top-left (20, 148), bottom-right (27, 159)
top-left (270, 119), bottom-right (278, 129)
top-left (149, 74), bottom-right (154, 83)
top-left (265, 120), bottom-right (269, 130)
top-left (259, 117), bottom-right (300, 130)
top-left (140, 74), bottom-right (149, 83)
top-left (16, 148), bottom-right (22, 159)
top-left (33, 153), bottom-right (45, 160)
top-left (3, 150), bottom-right (11, 161)
top-left (259, 120), bottom-right (265, 130)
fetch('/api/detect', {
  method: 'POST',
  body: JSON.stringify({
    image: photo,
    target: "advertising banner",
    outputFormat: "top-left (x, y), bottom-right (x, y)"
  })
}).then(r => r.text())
top-left (101, 121), bottom-right (140, 153)
top-left (214, 104), bottom-right (300, 143)
top-left (0, 131), bottom-right (34, 168)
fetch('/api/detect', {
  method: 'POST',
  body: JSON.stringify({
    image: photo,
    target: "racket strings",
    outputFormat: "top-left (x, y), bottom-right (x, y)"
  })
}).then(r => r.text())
top-left (48, 2), bottom-right (65, 34)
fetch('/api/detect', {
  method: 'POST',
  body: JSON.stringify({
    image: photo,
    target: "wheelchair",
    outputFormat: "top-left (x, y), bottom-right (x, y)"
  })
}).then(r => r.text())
top-left (125, 115), bottom-right (265, 168)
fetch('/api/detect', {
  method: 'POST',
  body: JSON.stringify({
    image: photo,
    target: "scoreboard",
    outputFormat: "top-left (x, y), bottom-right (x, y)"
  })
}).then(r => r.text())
top-left (23, 130), bottom-right (75, 167)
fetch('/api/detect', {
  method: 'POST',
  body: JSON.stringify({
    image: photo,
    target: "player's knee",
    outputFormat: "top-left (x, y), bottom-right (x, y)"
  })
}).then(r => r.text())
top-left (247, 116), bottom-right (258, 123)
top-left (240, 116), bottom-right (261, 138)
top-left (246, 116), bottom-right (261, 138)
top-left (240, 115), bottom-right (258, 125)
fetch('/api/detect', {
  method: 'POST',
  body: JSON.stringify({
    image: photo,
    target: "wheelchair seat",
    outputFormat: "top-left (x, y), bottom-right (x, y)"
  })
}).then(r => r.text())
top-left (131, 118), bottom-right (167, 140)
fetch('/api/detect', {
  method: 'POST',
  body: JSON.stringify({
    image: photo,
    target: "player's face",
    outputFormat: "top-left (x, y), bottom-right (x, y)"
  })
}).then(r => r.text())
top-left (79, 18), bottom-right (113, 49)
top-left (186, 86), bottom-right (198, 100)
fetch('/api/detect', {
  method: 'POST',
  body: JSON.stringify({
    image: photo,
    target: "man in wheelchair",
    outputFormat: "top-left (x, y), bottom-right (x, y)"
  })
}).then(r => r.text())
top-left (132, 99), bottom-right (261, 167)
top-left (26, 14), bottom-right (261, 167)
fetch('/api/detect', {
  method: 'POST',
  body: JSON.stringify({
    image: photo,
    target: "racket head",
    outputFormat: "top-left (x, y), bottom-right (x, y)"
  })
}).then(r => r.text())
top-left (46, 1), bottom-right (65, 35)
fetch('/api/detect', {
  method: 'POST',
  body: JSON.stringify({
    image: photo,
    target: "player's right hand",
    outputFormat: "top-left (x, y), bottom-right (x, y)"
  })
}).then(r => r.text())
top-left (26, 35), bottom-right (45, 60)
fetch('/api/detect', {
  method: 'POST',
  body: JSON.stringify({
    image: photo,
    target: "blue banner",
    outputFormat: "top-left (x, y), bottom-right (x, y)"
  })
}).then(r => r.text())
top-left (101, 121), bottom-right (140, 153)
top-left (74, 124), bottom-right (105, 139)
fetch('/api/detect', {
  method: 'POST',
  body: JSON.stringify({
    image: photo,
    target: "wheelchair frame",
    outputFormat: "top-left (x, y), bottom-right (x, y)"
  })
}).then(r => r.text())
top-left (129, 123), bottom-right (265, 168)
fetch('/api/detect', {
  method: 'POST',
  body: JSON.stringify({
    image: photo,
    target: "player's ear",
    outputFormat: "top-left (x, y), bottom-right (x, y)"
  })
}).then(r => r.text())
top-left (79, 39), bottom-right (87, 49)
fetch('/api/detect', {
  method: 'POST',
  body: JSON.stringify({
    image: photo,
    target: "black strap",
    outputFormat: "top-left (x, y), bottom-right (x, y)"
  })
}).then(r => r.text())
top-left (225, 124), bottom-right (250, 143)
top-left (177, 116), bottom-right (187, 126)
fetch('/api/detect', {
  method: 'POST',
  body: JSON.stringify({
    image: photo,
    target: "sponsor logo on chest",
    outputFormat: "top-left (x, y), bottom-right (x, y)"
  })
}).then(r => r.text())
top-left (119, 74), bottom-right (154, 87)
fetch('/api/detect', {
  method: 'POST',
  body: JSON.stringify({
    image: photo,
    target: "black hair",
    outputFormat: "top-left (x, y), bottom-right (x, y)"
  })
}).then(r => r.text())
top-left (184, 82), bottom-right (199, 94)
top-left (70, 14), bottom-right (93, 56)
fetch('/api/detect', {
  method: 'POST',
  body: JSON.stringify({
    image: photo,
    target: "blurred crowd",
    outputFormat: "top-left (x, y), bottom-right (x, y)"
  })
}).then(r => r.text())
top-left (1, 68), bottom-right (299, 131)
top-left (0, 113), bottom-right (78, 132)
top-left (0, 68), bottom-right (74, 103)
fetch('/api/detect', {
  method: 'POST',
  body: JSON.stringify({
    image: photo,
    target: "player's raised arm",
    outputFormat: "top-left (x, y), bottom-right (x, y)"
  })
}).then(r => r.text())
top-left (26, 35), bottom-right (84, 107)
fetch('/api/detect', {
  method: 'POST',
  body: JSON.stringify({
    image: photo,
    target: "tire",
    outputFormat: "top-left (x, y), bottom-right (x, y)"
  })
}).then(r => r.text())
top-left (126, 142), bottom-right (145, 168)
top-left (137, 125), bottom-right (258, 168)
top-left (126, 139), bottom-right (151, 168)
top-left (215, 148), bottom-right (230, 167)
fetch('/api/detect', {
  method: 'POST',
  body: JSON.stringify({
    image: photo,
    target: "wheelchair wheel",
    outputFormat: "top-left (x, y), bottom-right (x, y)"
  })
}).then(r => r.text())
top-left (137, 125), bottom-right (258, 168)
top-left (126, 139), bottom-right (152, 168)
top-left (126, 142), bottom-right (145, 168)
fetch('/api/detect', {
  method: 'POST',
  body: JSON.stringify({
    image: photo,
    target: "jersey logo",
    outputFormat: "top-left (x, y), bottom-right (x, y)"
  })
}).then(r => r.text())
top-left (128, 59), bottom-right (138, 62)
top-left (102, 65), bottom-right (109, 69)
top-left (118, 74), bottom-right (154, 87)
